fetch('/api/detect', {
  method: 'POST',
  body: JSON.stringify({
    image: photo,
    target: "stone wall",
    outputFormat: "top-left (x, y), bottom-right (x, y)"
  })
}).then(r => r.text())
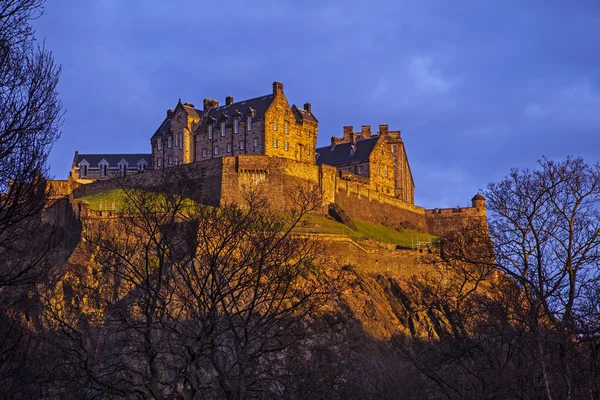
top-left (425, 206), bottom-right (487, 237)
top-left (70, 155), bottom-right (481, 237)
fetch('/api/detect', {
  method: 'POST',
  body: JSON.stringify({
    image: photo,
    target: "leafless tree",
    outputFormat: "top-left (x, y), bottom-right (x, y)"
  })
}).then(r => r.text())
top-left (42, 176), bottom-right (334, 399)
top-left (0, 0), bottom-right (62, 396)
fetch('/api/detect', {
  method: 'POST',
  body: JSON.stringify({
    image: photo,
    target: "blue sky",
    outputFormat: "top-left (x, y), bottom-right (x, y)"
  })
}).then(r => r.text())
top-left (34, 1), bottom-right (600, 208)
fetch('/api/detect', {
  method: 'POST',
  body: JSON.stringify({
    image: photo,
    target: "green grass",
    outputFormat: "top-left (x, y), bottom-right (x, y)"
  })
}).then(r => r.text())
top-left (354, 220), bottom-right (436, 247)
top-left (295, 215), bottom-right (437, 247)
top-left (79, 190), bottom-right (436, 247)
top-left (79, 189), bottom-right (126, 210)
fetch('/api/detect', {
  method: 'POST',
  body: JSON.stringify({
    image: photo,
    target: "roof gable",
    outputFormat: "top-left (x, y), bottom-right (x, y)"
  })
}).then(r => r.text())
top-left (196, 94), bottom-right (274, 130)
top-left (75, 153), bottom-right (152, 167)
top-left (316, 137), bottom-right (379, 166)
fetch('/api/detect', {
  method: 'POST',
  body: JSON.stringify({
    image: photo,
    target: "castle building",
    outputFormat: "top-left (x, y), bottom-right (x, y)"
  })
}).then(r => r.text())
top-left (70, 152), bottom-right (152, 182)
top-left (150, 82), bottom-right (318, 168)
top-left (69, 82), bottom-right (415, 207)
top-left (316, 125), bottom-right (415, 204)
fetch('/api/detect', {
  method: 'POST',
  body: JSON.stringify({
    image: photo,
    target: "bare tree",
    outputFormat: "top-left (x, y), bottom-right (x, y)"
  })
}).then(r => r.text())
top-left (0, 0), bottom-right (62, 396)
top-left (42, 176), bottom-right (333, 399)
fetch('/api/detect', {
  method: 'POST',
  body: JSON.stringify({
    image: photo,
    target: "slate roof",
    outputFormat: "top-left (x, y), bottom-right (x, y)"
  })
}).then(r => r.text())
top-left (75, 153), bottom-right (152, 168)
top-left (292, 106), bottom-right (318, 123)
top-left (196, 94), bottom-right (275, 130)
top-left (316, 136), bottom-right (379, 166)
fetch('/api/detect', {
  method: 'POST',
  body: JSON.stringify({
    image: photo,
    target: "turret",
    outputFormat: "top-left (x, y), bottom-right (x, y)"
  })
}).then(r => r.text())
top-left (471, 193), bottom-right (486, 208)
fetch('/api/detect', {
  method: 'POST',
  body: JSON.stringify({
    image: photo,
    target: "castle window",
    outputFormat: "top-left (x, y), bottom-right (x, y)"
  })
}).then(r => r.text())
top-left (284, 141), bottom-right (289, 151)
top-left (202, 148), bottom-right (208, 158)
top-left (80, 164), bottom-right (88, 177)
top-left (208, 124), bottom-right (213, 139)
top-left (175, 157), bottom-right (178, 165)
top-left (273, 138), bottom-right (278, 148)
top-left (253, 137), bottom-right (259, 147)
top-left (247, 116), bottom-right (253, 131)
top-left (377, 164), bottom-right (380, 175)
top-left (392, 145), bottom-right (397, 153)
top-left (221, 122), bottom-right (226, 137)
top-left (307, 148), bottom-right (310, 156)
top-left (227, 143), bottom-right (232, 153)
top-left (239, 141), bottom-right (245, 150)
top-left (357, 166), bottom-right (363, 175)
top-left (169, 155), bottom-right (173, 165)
top-left (180, 134), bottom-right (183, 149)
top-left (177, 115), bottom-right (181, 123)
top-left (175, 134), bottom-right (179, 148)
top-left (284, 121), bottom-right (289, 134)
top-left (273, 120), bottom-right (278, 131)
top-left (234, 119), bottom-right (239, 134)
top-left (214, 146), bottom-right (219, 155)
top-left (157, 140), bottom-right (162, 150)
top-left (384, 167), bottom-right (388, 177)
top-left (168, 136), bottom-right (172, 148)
top-left (157, 158), bottom-right (162, 167)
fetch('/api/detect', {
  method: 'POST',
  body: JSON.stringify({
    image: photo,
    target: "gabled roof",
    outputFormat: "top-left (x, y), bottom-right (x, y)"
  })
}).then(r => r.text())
top-left (292, 105), bottom-right (318, 123)
top-left (74, 153), bottom-right (152, 168)
top-left (196, 94), bottom-right (274, 130)
top-left (316, 136), bottom-right (379, 166)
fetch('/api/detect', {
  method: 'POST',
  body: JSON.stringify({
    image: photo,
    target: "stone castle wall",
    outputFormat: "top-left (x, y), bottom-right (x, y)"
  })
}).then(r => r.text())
top-left (70, 155), bottom-right (484, 236)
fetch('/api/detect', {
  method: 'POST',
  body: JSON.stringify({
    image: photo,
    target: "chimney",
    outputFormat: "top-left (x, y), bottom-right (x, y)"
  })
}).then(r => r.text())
top-left (273, 81), bottom-right (284, 95)
top-left (361, 125), bottom-right (372, 138)
top-left (167, 109), bottom-right (174, 118)
top-left (378, 124), bottom-right (389, 137)
top-left (304, 102), bottom-right (312, 113)
top-left (226, 96), bottom-right (234, 106)
top-left (203, 99), bottom-right (219, 111)
top-left (183, 102), bottom-right (194, 108)
top-left (343, 126), bottom-right (353, 142)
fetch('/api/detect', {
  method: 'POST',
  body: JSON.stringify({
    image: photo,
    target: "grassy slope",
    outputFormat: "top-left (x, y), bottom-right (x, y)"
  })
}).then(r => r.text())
top-left (78, 190), bottom-right (436, 247)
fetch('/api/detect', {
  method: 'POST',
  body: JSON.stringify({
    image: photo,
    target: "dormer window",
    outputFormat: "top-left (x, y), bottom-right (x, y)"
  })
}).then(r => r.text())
top-left (208, 124), bottom-right (213, 139)
top-left (168, 136), bottom-right (172, 148)
top-left (99, 161), bottom-right (108, 178)
top-left (81, 164), bottom-right (88, 177)
top-left (349, 145), bottom-right (356, 156)
top-left (284, 121), bottom-right (288, 134)
top-left (247, 116), bottom-right (253, 131)
top-left (273, 120), bottom-right (278, 131)
top-left (221, 122), bottom-right (226, 137)
top-left (234, 119), bottom-right (239, 134)
top-left (79, 160), bottom-right (89, 178)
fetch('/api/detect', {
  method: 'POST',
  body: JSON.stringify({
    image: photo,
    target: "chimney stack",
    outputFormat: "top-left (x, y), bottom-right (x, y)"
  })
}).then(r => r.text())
top-left (378, 124), bottom-right (389, 137)
top-left (226, 96), bottom-right (234, 106)
top-left (361, 125), bottom-right (372, 138)
top-left (304, 102), bottom-right (312, 113)
top-left (273, 81), bottom-right (284, 95)
top-left (343, 126), bottom-right (353, 142)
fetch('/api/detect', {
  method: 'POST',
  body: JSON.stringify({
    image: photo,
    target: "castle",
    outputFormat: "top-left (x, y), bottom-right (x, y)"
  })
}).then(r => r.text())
top-left (68, 81), bottom-right (485, 236)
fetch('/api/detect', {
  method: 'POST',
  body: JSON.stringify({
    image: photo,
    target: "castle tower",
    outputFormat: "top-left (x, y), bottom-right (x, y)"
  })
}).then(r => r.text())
top-left (471, 193), bottom-right (486, 208)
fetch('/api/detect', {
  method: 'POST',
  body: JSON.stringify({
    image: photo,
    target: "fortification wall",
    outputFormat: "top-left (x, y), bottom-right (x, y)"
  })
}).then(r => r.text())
top-left (425, 207), bottom-right (486, 237)
top-left (69, 155), bottom-right (482, 236)
top-left (334, 181), bottom-right (427, 231)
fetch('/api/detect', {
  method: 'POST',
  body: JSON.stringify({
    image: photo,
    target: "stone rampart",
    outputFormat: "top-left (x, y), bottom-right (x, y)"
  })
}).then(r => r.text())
top-left (69, 155), bottom-right (481, 236)
top-left (425, 206), bottom-right (486, 237)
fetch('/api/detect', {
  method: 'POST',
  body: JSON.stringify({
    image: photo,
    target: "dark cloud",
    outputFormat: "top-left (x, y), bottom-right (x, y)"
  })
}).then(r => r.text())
top-left (34, 0), bottom-right (600, 208)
